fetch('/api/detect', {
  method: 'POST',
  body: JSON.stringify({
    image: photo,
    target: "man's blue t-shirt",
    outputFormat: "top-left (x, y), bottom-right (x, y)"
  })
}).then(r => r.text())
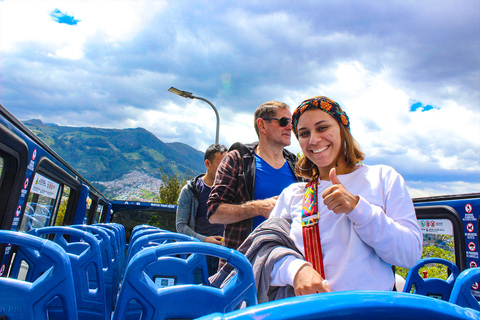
top-left (195, 178), bottom-right (224, 237)
top-left (253, 154), bottom-right (296, 229)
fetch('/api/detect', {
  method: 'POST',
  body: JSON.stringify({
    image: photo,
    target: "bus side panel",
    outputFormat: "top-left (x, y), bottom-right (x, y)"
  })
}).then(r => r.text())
top-left (414, 195), bottom-right (480, 299)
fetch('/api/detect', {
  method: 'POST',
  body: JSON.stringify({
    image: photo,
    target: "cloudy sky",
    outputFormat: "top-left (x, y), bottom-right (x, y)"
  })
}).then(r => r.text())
top-left (0, 0), bottom-right (479, 198)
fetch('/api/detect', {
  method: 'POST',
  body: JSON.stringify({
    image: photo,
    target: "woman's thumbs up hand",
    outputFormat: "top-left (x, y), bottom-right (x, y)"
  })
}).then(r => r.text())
top-left (321, 168), bottom-right (359, 214)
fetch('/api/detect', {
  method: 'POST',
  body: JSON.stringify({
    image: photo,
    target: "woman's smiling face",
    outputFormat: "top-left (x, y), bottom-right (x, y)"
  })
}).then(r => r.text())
top-left (296, 109), bottom-right (343, 178)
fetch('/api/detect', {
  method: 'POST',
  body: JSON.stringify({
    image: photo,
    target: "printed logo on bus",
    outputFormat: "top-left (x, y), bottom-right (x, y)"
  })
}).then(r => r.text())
top-left (0, 264), bottom-right (4, 276)
top-left (24, 177), bottom-right (29, 189)
top-left (32, 148), bottom-right (37, 161)
top-left (470, 261), bottom-right (478, 268)
top-left (472, 282), bottom-right (479, 290)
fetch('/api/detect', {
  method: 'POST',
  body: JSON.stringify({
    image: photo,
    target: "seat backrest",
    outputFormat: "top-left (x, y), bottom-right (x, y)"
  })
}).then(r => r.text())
top-left (131, 233), bottom-right (206, 286)
top-left (449, 267), bottom-right (480, 311)
top-left (128, 228), bottom-right (164, 250)
top-left (0, 230), bottom-right (78, 320)
top-left (195, 291), bottom-right (480, 320)
top-left (131, 224), bottom-right (160, 239)
top-left (28, 226), bottom-right (108, 320)
top-left (403, 257), bottom-right (460, 301)
top-left (94, 225), bottom-right (122, 289)
top-left (126, 231), bottom-right (194, 265)
top-left (96, 223), bottom-right (127, 275)
top-left (70, 224), bottom-right (115, 312)
top-left (112, 242), bottom-right (258, 320)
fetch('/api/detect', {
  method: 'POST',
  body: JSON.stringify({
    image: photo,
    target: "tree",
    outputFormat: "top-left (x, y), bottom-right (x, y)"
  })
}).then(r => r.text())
top-left (157, 168), bottom-right (188, 205)
top-left (148, 168), bottom-right (189, 229)
top-left (396, 234), bottom-right (455, 290)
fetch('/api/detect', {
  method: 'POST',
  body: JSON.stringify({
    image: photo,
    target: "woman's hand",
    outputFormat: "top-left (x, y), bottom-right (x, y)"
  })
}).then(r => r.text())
top-left (321, 168), bottom-right (359, 214)
top-left (293, 264), bottom-right (330, 296)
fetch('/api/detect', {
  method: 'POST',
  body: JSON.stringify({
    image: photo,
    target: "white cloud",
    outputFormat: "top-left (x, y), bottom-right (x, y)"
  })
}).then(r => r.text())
top-left (305, 61), bottom-right (480, 177)
top-left (0, 0), bottom-right (167, 59)
top-left (1, 0), bottom-right (478, 197)
top-left (407, 181), bottom-right (480, 199)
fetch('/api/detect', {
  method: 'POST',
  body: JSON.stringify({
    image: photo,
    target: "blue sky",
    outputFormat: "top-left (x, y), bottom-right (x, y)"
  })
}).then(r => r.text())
top-left (0, 0), bottom-right (479, 197)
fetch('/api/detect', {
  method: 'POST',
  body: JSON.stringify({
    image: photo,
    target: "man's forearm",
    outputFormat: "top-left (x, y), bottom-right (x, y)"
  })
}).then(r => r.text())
top-left (209, 198), bottom-right (276, 224)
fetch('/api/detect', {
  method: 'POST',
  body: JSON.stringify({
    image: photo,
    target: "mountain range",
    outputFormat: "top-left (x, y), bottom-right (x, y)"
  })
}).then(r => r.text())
top-left (23, 119), bottom-right (205, 196)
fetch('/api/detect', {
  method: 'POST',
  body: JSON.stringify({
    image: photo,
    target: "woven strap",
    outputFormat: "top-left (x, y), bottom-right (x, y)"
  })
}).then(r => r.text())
top-left (301, 181), bottom-right (325, 279)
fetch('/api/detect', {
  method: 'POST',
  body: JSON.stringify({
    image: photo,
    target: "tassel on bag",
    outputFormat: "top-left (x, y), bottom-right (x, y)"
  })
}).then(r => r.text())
top-left (301, 181), bottom-right (325, 279)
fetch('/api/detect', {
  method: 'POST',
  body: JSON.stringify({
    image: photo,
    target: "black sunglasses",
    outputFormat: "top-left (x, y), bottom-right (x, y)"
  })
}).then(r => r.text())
top-left (262, 117), bottom-right (292, 127)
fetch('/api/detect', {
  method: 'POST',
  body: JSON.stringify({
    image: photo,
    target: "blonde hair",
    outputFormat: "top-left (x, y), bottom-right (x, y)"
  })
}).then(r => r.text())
top-left (253, 101), bottom-right (290, 137)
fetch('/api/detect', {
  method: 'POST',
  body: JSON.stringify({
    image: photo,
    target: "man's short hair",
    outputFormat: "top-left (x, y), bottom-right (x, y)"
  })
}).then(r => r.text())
top-left (254, 101), bottom-right (290, 137)
top-left (204, 144), bottom-right (228, 161)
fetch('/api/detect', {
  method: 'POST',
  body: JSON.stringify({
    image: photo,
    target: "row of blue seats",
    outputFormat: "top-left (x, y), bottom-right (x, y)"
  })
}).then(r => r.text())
top-left (115, 224), bottom-right (257, 320)
top-left (2, 224), bottom-right (480, 320)
top-left (0, 223), bottom-right (127, 320)
top-left (124, 226), bottom-right (480, 319)
top-left (0, 224), bottom-right (258, 320)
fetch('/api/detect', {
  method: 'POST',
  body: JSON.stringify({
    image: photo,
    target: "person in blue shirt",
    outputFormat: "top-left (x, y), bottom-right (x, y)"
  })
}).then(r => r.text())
top-left (176, 144), bottom-right (228, 275)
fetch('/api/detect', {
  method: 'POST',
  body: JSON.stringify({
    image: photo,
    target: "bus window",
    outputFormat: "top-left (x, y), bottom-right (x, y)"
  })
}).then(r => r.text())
top-left (396, 219), bottom-right (456, 287)
top-left (54, 185), bottom-right (70, 226)
top-left (417, 219), bottom-right (455, 279)
top-left (83, 196), bottom-right (92, 224)
top-left (93, 203), bottom-right (103, 224)
top-left (396, 206), bottom-right (465, 285)
top-left (17, 172), bottom-right (61, 233)
top-left (111, 209), bottom-right (176, 241)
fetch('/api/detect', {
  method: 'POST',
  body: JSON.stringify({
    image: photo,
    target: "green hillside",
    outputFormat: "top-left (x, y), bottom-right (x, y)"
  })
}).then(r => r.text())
top-left (23, 119), bottom-right (205, 183)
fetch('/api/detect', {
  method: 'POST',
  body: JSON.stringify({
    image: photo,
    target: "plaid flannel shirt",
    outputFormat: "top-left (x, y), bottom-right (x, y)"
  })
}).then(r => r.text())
top-left (207, 142), bottom-right (300, 250)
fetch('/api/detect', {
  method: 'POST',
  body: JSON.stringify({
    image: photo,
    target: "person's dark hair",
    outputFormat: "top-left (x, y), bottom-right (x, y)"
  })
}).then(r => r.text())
top-left (204, 144), bottom-right (228, 161)
top-left (253, 101), bottom-right (290, 137)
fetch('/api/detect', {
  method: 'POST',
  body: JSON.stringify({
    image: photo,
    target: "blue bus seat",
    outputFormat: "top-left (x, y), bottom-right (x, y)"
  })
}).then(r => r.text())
top-left (450, 267), bottom-right (480, 311)
top-left (196, 291), bottom-right (480, 320)
top-left (71, 224), bottom-right (116, 312)
top-left (130, 224), bottom-right (161, 239)
top-left (102, 223), bottom-right (127, 261)
top-left (403, 257), bottom-right (460, 301)
top-left (129, 233), bottom-right (205, 286)
top-left (128, 228), bottom-right (166, 252)
top-left (126, 224), bottom-right (160, 250)
top-left (96, 223), bottom-right (127, 275)
top-left (93, 224), bottom-right (122, 293)
top-left (28, 226), bottom-right (108, 320)
top-left (112, 242), bottom-right (258, 320)
top-left (8, 243), bottom-right (50, 281)
top-left (126, 231), bottom-right (194, 266)
top-left (120, 232), bottom-right (203, 319)
top-left (0, 230), bottom-right (78, 320)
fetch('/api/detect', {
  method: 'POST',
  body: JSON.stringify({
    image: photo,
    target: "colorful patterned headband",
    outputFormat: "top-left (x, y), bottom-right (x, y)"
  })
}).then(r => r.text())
top-left (292, 96), bottom-right (350, 137)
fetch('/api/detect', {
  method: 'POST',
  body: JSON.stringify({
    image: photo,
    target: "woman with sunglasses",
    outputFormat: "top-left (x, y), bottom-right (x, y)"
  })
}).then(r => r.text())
top-left (268, 96), bottom-right (422, 296)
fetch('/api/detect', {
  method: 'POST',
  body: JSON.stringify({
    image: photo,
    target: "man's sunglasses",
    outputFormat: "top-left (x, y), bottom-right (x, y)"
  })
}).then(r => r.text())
top-left (262, 117), bottom-right (292, 127)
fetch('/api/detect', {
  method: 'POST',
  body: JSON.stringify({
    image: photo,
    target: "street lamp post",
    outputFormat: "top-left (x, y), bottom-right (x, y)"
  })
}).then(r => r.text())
top-left (168, 87), bottom-right (220, 145)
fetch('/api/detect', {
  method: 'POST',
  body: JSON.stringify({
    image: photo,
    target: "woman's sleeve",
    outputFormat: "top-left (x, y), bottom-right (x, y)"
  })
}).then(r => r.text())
top-left (270, 256), bottom-right (310, 287)
top-left (269, 184), bottom-right (310, 286)
top-left (347, 169), bottom-right (423, 268)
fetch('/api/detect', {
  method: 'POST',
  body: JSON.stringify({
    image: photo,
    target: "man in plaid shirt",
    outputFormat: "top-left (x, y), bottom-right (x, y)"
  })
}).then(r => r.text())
top-left (207, 101), bottom-right (303, 251)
